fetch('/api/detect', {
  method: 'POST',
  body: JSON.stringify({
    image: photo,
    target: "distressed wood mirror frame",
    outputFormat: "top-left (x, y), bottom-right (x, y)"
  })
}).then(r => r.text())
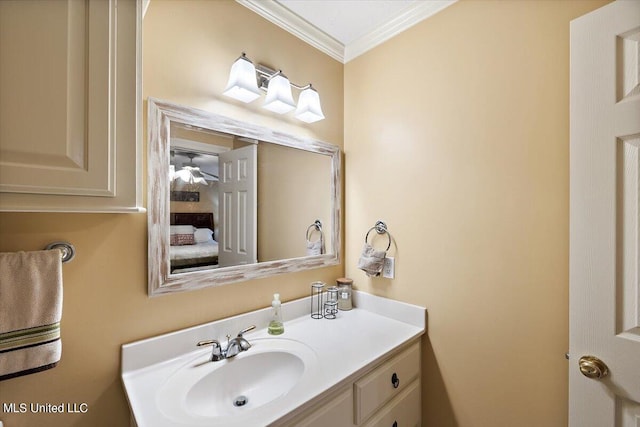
top-left (147, 98), bottom-right (341, 296)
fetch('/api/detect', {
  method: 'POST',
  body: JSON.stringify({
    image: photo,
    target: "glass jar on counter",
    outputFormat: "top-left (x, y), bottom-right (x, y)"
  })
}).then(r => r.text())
top-left (336, 277), bottom-right (353, 310)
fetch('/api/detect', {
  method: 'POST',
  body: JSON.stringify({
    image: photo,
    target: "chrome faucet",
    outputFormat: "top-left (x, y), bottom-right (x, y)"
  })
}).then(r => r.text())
top-left (225, 325), bottom-right (255, 358)
top-left (196, 325), bottom-right (256, 362)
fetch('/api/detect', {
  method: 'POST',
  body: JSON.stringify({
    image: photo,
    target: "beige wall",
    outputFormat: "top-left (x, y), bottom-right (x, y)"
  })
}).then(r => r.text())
top-left (258, 143), bottom-right (333, 261)
top-left (0, 1), bottom-right (343, 426)
top-left (344, 1), bottom-right (609, 426)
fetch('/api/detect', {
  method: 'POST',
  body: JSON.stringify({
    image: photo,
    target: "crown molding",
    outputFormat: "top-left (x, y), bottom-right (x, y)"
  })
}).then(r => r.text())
top-left (344, 1), bottom-right (457, 62)
top-left (237, 0), bottom-right (456, 64)
top-left (237, 0), bottom-right (345, 63)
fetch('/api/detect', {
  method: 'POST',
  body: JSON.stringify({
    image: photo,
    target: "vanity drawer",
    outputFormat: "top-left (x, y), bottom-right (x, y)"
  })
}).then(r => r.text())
top-left (354, 341), bottom-right (420, 424)
top-left (362, 379), bottom-right (421, 427)
top-left (279, 385), bottom-right (354, 427)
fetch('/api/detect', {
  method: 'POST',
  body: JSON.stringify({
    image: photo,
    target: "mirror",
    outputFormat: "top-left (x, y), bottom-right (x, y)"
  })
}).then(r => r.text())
top-left (147, 98), bottom-right (341, 295)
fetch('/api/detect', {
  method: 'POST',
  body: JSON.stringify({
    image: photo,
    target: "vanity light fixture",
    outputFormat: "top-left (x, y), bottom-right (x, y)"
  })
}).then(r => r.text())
top-left (263, 71), bottom-right (296, 114)
top-left (223, 53), bottom-right (262, 103)
top-left (294, 85), bottom-right (325, 123)
top-left (223, 52), bottom-right (325, 123)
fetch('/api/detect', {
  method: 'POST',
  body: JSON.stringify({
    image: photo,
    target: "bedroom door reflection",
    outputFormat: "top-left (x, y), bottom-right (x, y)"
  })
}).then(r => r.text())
top-left (218, 145), bottom-right (257, 268)
top-left (169, 132), bottom-right (258, 273)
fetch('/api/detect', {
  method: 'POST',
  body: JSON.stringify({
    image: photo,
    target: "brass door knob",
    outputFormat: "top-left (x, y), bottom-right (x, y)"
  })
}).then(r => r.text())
top-left (578, 355), bottom-right (609, 379)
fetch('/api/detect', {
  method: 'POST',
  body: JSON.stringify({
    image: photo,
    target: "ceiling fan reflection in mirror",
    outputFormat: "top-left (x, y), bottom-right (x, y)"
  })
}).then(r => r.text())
top-left (170, 151), bottom-right (219, 186)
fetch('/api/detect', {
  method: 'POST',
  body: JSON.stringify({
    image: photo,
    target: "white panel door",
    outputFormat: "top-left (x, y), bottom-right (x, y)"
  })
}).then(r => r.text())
top-left (218, 145), bottom-right (257, 268)
top-left (570, 1), bottom-right (640, 426)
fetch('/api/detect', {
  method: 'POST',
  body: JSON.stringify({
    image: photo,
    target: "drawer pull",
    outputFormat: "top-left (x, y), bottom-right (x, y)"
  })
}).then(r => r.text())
top-left (392, 422), bottom-right (398, 427)
top-left (391, 372), bottom-right (400, 388)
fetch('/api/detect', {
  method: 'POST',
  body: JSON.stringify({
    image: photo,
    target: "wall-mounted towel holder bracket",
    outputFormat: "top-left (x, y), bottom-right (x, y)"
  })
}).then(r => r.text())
top-left (306, 220), bottom-right (323, 239)
top-left (365, 220), bottom-right (392, 251)
top-left (45, 242), bottom-right (75, 263)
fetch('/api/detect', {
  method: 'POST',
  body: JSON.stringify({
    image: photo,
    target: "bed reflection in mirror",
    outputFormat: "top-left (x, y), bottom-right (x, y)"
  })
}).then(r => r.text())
top-left (167, 122), bottom-right (333, 275)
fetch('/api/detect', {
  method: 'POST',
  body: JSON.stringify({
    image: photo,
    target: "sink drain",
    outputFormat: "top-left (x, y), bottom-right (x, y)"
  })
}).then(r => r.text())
top-left (233, 395), bottom-right (248, 407)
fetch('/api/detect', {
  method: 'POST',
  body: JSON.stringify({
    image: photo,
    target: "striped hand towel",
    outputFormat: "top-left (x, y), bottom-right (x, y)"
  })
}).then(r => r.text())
top-left (0, 250), bottom-right (63, 381)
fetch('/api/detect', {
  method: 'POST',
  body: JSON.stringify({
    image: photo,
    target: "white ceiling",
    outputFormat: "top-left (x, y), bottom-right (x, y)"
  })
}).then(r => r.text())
top-left (276, 0), bottom-right (422, 45)
top-left (238, 0), bottom-right (457, 63)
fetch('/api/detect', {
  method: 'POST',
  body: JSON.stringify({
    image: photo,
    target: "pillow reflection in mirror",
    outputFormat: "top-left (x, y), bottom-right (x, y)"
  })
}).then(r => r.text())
top-left (170, 225), bottom-right (195, 246)
top-left (194, 228), bottom-right (214, 243)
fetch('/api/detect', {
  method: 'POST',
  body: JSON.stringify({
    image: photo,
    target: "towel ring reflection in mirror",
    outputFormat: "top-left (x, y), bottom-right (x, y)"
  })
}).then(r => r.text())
top-left (306, 220), bottom-right (323, 241)
top-left (365, 220), bottom-right (392, 252)
top-left (306, 220), bottom-right (325, 256)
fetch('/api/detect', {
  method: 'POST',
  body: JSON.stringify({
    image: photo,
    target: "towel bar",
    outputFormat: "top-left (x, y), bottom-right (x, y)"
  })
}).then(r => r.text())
top-left (45, 242), bottom-right (75, 263)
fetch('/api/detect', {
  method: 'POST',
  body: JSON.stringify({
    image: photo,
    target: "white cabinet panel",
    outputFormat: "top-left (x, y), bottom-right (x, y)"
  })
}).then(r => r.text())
top-left (282, 387), bottom-right (354, 427)
top-left (354, 342), bottom-right (421, 424)
top-left (277, 341), bottom-right (422, 427)
top-left (363, 379), bottom-right (421, 427)
top-left (0, 0), bottom-right (142, 212)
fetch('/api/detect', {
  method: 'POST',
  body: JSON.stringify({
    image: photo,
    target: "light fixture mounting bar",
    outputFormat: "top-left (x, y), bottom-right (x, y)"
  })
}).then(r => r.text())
top-left (224, 52), bottom-right (324, 123)
top-left (255, 64), bottom-right (311, 91)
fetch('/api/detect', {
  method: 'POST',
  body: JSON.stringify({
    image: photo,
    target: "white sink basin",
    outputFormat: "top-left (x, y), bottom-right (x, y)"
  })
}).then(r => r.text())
top-left (156, 338), bottom-right (317, 425)
top-left (186, 351), bottom-right (303, 416)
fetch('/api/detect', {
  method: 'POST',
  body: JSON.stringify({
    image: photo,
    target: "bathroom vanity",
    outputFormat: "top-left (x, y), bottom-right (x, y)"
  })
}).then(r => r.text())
top-left (281, 341), bottom-right (421, 427)
top-left (121, 291), bottom-right (426, 426)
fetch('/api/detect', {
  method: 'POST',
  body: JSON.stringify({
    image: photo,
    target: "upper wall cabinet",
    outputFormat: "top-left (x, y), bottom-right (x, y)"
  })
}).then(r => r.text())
top-left (0, 0), bottom-right (142, 212)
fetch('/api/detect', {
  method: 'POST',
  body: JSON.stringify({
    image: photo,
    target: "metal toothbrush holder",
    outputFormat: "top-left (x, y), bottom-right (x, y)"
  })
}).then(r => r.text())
top-left (310, 281), bottom-right (325, 319)
top-left (324, 286), bottom-right (339, 319)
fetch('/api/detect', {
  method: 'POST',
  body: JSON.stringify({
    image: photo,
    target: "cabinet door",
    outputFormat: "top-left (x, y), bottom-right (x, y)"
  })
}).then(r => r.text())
top-left (0, 0), bottom-right (141, 212)
top-left (363, 379), bottom-right (421, 427)
top-left (279, 387), bottom-right (354, 427)
top-left (355, 342), bottom-right (421, 424)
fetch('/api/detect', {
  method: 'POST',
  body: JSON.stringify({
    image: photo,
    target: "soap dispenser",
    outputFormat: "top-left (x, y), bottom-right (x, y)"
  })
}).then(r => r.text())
top-left (268, 293), bottom-right (284, 335)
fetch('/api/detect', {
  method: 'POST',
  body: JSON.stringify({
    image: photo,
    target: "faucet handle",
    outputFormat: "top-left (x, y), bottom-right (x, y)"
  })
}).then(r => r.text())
top-left (196, 339), bottom-right (219, 347)
top-left (237, 325), bottom-right (256, 337)
top-left (196, 339), bottom-right (225, 361)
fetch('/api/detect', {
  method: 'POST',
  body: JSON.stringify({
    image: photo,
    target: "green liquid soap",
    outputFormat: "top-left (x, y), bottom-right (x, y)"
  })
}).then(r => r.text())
top-left (268, 293), bottom-right (284, 335)
top-left (268, 320), bottom-right (284, 335)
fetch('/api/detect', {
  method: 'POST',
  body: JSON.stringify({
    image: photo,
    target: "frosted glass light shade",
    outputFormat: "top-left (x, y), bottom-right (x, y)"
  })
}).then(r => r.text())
top-left (263, 74), bottom-right (296, 114)
top-left (295, 86), bottom-right (325, 123)
top-left (223, 56), bottom-right (261, 103)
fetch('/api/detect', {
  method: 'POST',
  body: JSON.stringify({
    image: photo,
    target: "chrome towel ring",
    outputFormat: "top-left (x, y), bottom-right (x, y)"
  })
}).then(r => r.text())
top-left (365, 220), bottom-right (392, 251)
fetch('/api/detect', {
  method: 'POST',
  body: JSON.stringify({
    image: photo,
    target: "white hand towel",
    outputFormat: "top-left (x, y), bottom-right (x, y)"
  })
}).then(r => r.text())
top-left (0, 250), bottom-right (63, 381)
top-left (357, 243), bottom-right (386, 277)
top-left (306, 239), bottom-right (323, 256)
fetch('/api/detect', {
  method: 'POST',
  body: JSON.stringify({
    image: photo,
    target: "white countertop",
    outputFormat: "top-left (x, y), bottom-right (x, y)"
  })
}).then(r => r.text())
top-left (121, 291), bottom-right (426, 427)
